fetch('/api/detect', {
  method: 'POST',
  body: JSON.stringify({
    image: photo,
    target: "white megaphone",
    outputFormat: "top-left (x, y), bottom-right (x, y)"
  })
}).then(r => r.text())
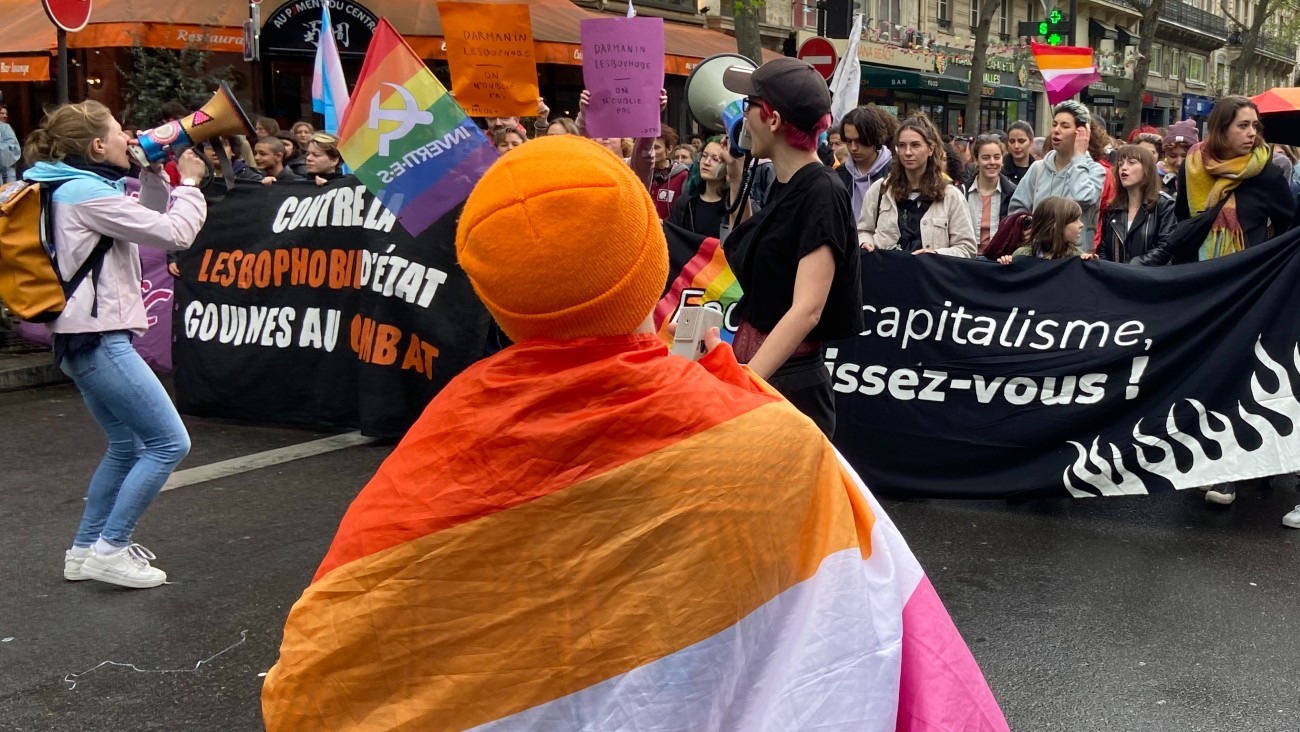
top-left (686, 53), bottom-right (757, 155)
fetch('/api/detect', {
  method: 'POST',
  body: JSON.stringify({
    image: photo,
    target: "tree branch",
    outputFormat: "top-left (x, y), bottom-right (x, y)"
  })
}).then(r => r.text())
top-left (1220, 0), bottom-right (1244, 27)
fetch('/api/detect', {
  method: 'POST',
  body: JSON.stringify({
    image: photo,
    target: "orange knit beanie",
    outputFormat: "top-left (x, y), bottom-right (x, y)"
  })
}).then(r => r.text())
top-left (455, 135), bottom-right (669, 343)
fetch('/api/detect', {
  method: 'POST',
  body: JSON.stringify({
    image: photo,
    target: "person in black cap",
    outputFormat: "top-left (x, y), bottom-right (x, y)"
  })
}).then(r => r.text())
top-left (719, 57), bottom-right (863, 437)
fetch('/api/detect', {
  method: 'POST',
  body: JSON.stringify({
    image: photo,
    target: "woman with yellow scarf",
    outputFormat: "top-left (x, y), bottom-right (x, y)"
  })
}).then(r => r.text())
top-left (1175, 96), bottom-right (1296, 509)
top-left (1175, 96), bottom-right (1295, 265)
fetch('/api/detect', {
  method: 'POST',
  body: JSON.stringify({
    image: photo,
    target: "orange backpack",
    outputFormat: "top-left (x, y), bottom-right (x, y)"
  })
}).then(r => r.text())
top-left (0, 180), bottom-right (111, 323)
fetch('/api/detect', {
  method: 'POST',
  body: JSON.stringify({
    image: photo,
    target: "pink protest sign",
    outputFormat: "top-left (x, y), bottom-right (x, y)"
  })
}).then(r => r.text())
top-left (580, 16), bottom-right (664, 138)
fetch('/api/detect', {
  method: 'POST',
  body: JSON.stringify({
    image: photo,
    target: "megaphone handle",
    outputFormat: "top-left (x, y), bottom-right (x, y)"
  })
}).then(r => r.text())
top-left (725, 154), bottom-right (756, 218)
top-left (212, 142), bottom-right (236, 194)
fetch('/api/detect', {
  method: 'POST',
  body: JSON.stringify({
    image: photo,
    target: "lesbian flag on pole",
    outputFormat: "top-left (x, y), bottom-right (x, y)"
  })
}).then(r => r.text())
top-left (262, 336), bottom-right (1009, 731)
top-left (311, 3), bottom-right (350, 135)
top-left (1032, 41), bottom-right (1101, 106)
top-left (337, 18), bottom-right (497, 237)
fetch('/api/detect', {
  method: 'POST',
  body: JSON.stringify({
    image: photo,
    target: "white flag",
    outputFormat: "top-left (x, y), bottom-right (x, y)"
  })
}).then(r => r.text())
top-left (828, 14), bottom-right (864, 126)
top-left (627, 1), bottom-right (636, 17)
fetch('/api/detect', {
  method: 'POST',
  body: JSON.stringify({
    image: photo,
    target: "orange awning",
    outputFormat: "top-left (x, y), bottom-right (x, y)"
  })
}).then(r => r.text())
top-left (0, 0), bottom-right (773, 74)
top-left (0, 55), bottom-right (51, 82)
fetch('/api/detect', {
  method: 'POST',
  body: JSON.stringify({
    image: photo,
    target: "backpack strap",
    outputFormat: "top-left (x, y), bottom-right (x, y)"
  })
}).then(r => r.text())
top-left (39, 179), bottom-right (114, 319)
top-left (61, 235), bottom-right (114, 318)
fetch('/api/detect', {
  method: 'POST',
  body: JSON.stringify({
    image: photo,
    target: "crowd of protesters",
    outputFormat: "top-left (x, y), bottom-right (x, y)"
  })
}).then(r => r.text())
top-left (12, 63), bottom-right (1300, 591)
top-left (505, 81), bottom-right (1300, 526)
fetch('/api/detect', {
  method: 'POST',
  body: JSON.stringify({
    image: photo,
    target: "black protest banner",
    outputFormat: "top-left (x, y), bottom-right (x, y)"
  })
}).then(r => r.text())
top-left (830, 232), bottom-right (1300, 498)
top-left (173, 180), bottom-right (490, 438)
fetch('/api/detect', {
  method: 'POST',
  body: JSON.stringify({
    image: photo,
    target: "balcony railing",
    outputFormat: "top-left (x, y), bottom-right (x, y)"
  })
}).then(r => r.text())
top-left (1160, 0), bottom-right (1227, 37)
top-left (1259, 32), bottom-right (1298, 60)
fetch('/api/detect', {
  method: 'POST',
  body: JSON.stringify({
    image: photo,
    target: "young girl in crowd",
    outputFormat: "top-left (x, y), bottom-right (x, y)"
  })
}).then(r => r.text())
top-left (998, 196), bottom-right (1097, 263)
top-left (1097, 145), bottom-right (1176, 264)
top-left (858, 114), bottom-right (976, 257)
top-left (23, 101), bottom-right (207, 588)
top-left (962, 134), bottom-right (1017, 253)
top-left (290, 121), bottom-right (314, 154)
top-left (1159, 120), bottom-right (1197, 195)
top-left (667, 136), bottom-right (729, 239)
top-left (1005, 121), bottom-right (1035, 185)
top-left (1176, 95), bottom-right (1294, 262)
top-left (671, 144), bottom-right (697, 166)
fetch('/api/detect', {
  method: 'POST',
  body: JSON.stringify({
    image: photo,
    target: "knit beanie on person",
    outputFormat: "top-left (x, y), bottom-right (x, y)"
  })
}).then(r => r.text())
top-left (455, 135), bottom-right (669, 343)
top-left (1165, 120), bottom-right (1200, 149)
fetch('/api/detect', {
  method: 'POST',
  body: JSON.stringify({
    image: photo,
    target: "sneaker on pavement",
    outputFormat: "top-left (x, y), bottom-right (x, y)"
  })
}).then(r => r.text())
top-left (1284, 506), bottom-right (1300, 529)
top-left (1205, 482), bottom-right (1237, 506)
top-left (63, 551), bottom-right (89, 581)
top-left (80, 544), bottom-right (167, 589)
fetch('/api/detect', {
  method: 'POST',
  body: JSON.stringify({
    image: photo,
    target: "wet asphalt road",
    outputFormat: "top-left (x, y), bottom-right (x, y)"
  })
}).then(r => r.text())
top-left (0, 381), bottom-right (1297, 732)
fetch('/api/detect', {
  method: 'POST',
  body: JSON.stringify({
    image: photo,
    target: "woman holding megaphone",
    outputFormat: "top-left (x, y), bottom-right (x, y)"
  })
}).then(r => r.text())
top-left (23, 100), bottom-right (207, 589)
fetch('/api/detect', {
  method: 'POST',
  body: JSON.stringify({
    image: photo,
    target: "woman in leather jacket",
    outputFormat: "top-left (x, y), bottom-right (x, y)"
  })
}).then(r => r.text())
top-left (1097, 145), bottom-right (1176, 265)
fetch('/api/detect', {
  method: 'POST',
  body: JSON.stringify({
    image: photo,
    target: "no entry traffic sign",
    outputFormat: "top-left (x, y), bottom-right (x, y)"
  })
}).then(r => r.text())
top-left (42, 0), bottom-right (92, 32)
top-left (798, 37), bottom-right (838, 80)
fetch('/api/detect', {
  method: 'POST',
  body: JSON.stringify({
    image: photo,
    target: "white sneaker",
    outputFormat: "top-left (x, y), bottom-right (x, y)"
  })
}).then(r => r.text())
top-left (80, 544), bottom-right (167, 589)
top-left (1205, 483), bottom-right (1237, 506)
top-left (1284, 506), bottom-right (1300, 529)
top-left (63, 551), bottom-right (89, 581)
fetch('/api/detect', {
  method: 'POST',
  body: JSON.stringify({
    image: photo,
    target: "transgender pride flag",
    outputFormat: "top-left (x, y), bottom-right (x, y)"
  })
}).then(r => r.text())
top-left (262, 334), bottom-right (1009, 731)
top-left (311, 3), bottom-right (350, 135)
top-left (337, 19), bottom-right (497, 237)
top-left (1032, 41), bottom-right (1101, 106)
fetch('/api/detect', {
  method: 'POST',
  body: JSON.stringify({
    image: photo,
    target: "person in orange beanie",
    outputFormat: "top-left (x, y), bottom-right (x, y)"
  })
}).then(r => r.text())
top-left (262, 135), bottom-right (1008, 732)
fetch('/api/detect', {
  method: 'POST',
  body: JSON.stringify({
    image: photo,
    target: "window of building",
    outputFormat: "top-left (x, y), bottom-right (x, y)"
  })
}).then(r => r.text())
top-left (1149, 44), bottom-right (1162, 76)
top-left (1170, 47), bottom-right (1180, 79)
top-left (792, 0), bottom-right (818, 29)
top-left (878, 0), bottom-right (902, 25)
top-left (1187, 54), bottom-right (1206, 83)
top-left (1000, 0), bottom-right (1009, 35)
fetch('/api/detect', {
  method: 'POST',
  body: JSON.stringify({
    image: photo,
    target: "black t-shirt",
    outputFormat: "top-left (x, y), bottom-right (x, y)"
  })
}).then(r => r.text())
top-left (668, 194), bottom-right (728, 239)
top-left (724, 162), bottom-right (863, 341)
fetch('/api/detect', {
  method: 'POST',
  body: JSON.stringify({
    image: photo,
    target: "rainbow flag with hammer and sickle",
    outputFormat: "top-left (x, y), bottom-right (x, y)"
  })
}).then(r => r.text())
top-left (338, 18), bottom-right (498, 237)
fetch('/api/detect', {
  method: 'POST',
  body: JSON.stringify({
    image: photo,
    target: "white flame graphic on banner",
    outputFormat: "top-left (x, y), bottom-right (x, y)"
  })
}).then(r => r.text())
top-left (1064, 338), bottom-right (1300, 497)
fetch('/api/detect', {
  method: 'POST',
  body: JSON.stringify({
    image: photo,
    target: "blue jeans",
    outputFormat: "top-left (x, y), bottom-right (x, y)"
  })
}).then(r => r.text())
top-left (60, 333), bottom-right (190, 547)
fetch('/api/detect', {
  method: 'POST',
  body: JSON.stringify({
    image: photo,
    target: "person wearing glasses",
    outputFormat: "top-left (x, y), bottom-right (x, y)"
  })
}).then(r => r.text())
top-left (667, 136), bottom-right (730, 239)
top-left (305, 132), bottom-right (345, 186)
top-left (719, 58), bottom-right (863, 437)
top-left (835, 105), bottom-right (899, 222)
top-left (858, 114), bottom-right (977, 258)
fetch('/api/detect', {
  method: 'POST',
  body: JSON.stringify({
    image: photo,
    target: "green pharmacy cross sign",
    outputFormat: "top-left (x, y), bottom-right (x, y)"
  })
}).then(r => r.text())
top-left (1038, 8), bottom-right (1067, 45)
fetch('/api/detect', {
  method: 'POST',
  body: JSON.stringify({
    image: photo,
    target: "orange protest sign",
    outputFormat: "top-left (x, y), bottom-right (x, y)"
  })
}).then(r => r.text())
top-left (437, 2), bottom-right (539, 118)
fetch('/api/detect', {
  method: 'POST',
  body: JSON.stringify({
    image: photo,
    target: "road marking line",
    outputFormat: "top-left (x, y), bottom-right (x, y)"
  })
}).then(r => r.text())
top-left (162, 432), bottom-right (375, 492)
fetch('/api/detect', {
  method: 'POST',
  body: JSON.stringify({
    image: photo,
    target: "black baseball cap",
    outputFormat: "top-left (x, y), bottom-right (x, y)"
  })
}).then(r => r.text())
top-left (722, 57), bottom-right (832, 131)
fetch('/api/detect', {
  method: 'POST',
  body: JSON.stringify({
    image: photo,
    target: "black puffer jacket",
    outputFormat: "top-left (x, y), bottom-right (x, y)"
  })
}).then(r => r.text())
top-left (1097, 194), bottom-right (1177, 265)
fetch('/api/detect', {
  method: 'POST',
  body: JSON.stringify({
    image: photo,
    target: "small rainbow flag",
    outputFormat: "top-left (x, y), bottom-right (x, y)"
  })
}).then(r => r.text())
top-left (656, 224), bottom-right (742, 343)
top-left (338, 18), bottom-right (498, 237)
top-left (1031, 41), bottom-right (1101, 106)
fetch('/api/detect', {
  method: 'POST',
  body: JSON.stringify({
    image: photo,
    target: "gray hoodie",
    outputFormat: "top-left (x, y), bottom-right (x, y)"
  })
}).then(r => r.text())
top-left (1007, 150), bottom-right (1106, 250)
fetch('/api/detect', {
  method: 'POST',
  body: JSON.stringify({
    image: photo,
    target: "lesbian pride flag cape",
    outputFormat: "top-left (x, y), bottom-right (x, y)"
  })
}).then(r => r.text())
top-left (1031, 42), bottom-right (1101, 106)
top-left (337, 19), bottom-right (497, 237)
top-left (262, 335), bottom-right (1008, 731)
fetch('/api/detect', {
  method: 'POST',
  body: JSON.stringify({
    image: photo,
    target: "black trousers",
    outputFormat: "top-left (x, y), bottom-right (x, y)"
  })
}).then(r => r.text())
top-left (767, 350), bottom-right (835, 438)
